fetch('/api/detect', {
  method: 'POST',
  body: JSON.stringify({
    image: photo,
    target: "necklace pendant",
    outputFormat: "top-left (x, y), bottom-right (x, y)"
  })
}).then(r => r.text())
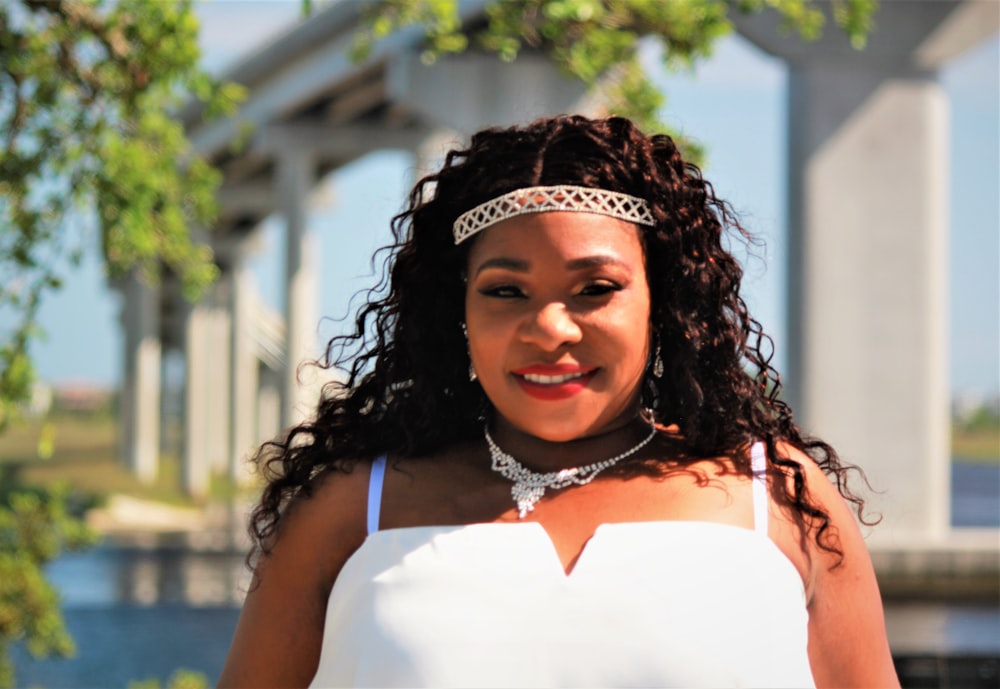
top-left (512, 482), bottom-right (544, 519)
top-left (485, 414), bottom-right (657, 519)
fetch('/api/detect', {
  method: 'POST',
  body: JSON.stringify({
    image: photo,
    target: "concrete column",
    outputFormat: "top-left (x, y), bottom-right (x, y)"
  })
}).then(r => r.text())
top-left (788, 62), bottom-right (951, 543)
top-left (278, 150), bottom-right (320, 428)
top-left (229, 239), bottom-right (261, 486)
top-left (387, 49), bottom-right (590, 134)
top-left (258, 365), bottom-right (282, 445)
top-left (206, 277), bottom-right (232, 474)
top-left (182, 297), bottom-right (211, 500)
top-left (118, 287), bottom-right (135, 471)
top-left (412, 129), bottom-right (461, 184)
top-left (120, 271), bottom-right (161, 484)
top-left (735, 0), bottom-right (998, 545)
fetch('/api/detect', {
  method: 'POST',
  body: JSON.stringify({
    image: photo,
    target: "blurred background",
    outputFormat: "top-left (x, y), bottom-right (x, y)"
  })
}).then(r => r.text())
top-left (0, 1), bottom-right (996, 687)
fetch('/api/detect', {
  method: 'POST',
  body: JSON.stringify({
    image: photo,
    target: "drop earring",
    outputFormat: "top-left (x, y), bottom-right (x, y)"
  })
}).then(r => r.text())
top-left (653, 341), bottom-right (664, 378)
top-left (462, 323), bottom-right (477, 382)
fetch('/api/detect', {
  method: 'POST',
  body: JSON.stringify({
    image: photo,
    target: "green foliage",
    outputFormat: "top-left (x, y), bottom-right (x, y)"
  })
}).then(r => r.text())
top-left (354, 0), bottom-right (468, 62)
top-left (129, 668), bottom-right (210, 689)
top-left (0, 473), bottom-right (98, 688)
top-left (0, 334), bottom-right (33, 432)
top-left (956, 405), bottom-right (1000, 434)
top-left (0, 2), bottom-right (243, 685)
top-left (952, 404), bottom-right (1000, 462)
top-left (351, 0), bottom-right (877, 154)
top-left (0, 0), bottom-right (245, 427)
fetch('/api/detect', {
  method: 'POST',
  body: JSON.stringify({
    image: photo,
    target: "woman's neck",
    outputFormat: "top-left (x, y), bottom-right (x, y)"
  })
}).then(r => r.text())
top-left (486, 410), bottom-right (653, 473)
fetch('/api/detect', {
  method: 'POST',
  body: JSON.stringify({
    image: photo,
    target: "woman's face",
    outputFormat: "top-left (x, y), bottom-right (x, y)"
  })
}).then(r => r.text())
top-left (465, 211), bottom-right (651, 442)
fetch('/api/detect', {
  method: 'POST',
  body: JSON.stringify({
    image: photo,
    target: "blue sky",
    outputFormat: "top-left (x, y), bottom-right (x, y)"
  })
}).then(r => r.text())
top-left (27, 2), bottom-right (999, 399)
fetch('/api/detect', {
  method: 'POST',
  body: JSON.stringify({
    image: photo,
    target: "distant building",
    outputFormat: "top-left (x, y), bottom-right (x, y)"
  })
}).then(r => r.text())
top-left (52, 381), bottom-right (114, 414)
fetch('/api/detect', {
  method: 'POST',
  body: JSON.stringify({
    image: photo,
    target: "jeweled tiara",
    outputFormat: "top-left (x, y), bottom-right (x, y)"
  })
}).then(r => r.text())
top-left (452, 184), bottom-right (655, 244)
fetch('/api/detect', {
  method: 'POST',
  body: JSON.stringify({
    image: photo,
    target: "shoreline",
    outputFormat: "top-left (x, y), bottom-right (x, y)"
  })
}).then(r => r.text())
top-left (85, 494), bottom-right (253, 552)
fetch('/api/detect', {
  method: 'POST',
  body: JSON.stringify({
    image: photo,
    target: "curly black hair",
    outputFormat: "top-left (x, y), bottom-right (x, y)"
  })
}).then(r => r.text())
top-left (248, 114), bottom-right (871, 567)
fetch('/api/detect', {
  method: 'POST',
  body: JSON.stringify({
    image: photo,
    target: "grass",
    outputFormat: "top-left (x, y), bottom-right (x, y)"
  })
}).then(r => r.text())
top-left (0, 413), bottom-right (257, 507)
top-left (952, 426), bottom-right (1000, 463)
top-left (952, 406), bottom-right (1000, 463)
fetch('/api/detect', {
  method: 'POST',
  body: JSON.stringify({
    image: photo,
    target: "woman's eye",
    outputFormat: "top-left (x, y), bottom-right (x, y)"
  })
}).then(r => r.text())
top-left (480, 285), bottom-right (525, 299)
top-left (579, 282), bottom-right (621, 297)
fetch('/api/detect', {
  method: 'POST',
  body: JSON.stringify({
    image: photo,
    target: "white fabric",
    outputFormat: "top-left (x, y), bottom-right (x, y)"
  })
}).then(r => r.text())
top-left (309, 446), bottom-right (814, 689)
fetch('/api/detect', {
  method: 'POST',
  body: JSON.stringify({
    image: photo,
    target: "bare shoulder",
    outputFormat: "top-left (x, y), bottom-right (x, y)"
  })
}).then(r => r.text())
top-left (770, 442), bottom-right (899, 688)
top-left (774, 441), bottom-right (852, 503)
top-left (217, 461), bottom-right (373, 688)
top-left (270, 460), bottom-right (372, 573)
top-left (769, 441), bottom-right (859, 534)
top-left (766, 442), bottom-right (866, 586)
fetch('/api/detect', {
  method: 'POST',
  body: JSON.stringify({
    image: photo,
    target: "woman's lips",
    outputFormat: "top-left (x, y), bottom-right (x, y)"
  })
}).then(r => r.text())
top-left (511, 364), bottom-right (598, 400)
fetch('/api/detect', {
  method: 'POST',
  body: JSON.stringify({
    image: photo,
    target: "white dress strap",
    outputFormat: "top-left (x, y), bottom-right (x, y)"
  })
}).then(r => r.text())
top-left (367, 455), bottom-right (387, 535)
top-left (750, 442), bottom-right (769, 536)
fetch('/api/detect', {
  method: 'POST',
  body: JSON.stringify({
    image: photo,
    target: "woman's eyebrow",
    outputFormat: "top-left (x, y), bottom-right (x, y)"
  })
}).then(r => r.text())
top-left (475, 254), bottom-right (628, 277)
top-left (474, 257), bottom-right (530, 276)
top-left (565, 255), bottom-right (628, 271)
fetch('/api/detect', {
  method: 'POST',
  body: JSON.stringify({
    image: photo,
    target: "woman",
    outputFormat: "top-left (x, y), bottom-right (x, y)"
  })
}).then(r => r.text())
top-left (219, 115), bottom-right (899, 688)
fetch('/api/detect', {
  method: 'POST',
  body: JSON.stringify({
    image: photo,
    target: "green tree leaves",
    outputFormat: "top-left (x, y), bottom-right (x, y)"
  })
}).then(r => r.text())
top-left (0, 2), bottom-right (242, 684)
top-left (0, 0), bottom-right (244, 425)
top-left (0, 478), bottom-right (98, 688)
top-left (351, 0), bottom-right (877, 154)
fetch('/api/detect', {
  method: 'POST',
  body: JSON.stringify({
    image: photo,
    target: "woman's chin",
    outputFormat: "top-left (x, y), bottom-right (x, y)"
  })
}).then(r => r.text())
top-left (497, 412), bottom-right (628, 445)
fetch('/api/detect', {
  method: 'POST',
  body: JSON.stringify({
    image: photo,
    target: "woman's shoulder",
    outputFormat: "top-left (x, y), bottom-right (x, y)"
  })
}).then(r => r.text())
top-left (284, 457), bottom-right (377, 528)
top-left (765, 448), bottom-right (898, 685)
top-left (217, 458), bottom-right (381, 688)
top-left (258, 458), bottom-right (379, 588)
top-left (769, 440), bottom-right (857, 525)
top-left (765, 440), bottom-right (875, 588)
top-left (269, 447), bottom-right (477, 551)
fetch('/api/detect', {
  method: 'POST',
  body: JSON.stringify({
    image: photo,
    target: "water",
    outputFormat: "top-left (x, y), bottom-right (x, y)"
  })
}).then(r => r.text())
top-left (14, 606), bottom-right (240, 688)
top-left (13, 546), bottom-right (247, 688)
top-left (951, 458), bottom-right (1000, 527)
top-left (12, 460), bottom-right (1000, 687)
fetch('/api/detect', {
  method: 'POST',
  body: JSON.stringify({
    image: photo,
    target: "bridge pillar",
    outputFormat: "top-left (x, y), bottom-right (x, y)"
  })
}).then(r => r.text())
top-left (258, 367), bottom-right (282, 449)
top-left (228, 235), bottom-right (261, 486)
top-left (278, 150), bottom-right (320, 428)
top-left (735, 1), bottom-right (998, 544)
top-left (120, 271), bottom-right (161, 484)
top-left (387, 49), bottom-right (591, 134)
top-left (182, 270), bottom-right (238, 498)
top-left (182, 294), bottom-right (212, 500)
top-left (207, 278), bottom-right (232, 475)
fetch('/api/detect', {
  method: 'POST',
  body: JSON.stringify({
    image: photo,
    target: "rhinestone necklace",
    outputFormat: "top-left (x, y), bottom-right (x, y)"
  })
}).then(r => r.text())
top-left (485, 417), bottom-right (658, 518)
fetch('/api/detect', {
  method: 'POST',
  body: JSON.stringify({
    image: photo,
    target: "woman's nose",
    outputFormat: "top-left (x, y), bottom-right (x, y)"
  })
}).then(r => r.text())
top-left (519, 302), bottom-right (583, 350)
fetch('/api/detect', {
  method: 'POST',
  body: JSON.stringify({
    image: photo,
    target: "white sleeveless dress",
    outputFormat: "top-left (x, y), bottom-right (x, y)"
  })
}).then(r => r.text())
top-left (309, 444), bottom-right (815, 688)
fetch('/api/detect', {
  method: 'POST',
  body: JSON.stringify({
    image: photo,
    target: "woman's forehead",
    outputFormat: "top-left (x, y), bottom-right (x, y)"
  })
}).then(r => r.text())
top-left (466, 211), bottom-right (645, 268)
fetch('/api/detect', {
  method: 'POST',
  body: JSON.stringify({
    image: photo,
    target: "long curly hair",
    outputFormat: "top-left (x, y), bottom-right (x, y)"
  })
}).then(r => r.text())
top-left (248, 115), bottom-right (870, 566)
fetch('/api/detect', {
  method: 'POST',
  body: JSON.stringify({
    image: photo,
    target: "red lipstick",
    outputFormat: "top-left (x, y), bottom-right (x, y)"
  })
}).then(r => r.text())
top-left (511, 364), bottom-right (598, 401)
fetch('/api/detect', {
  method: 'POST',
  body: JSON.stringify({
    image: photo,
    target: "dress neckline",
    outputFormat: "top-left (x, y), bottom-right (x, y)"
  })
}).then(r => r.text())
top-left (356, 519), bottom-right (805, 588)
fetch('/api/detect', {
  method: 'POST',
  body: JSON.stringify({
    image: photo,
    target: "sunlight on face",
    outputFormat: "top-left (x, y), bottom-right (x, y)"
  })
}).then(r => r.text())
top-left (465, 212), bottom-right (651, 442)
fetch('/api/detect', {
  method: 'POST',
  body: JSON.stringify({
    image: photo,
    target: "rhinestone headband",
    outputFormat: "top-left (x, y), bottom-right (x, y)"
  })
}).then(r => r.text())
top-left (452, 184), bottom-right (655, 244)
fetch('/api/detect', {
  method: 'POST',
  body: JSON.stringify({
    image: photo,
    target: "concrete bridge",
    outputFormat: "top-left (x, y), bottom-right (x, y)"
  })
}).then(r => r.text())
top-left (116, 0), bottom-right (997, 590)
